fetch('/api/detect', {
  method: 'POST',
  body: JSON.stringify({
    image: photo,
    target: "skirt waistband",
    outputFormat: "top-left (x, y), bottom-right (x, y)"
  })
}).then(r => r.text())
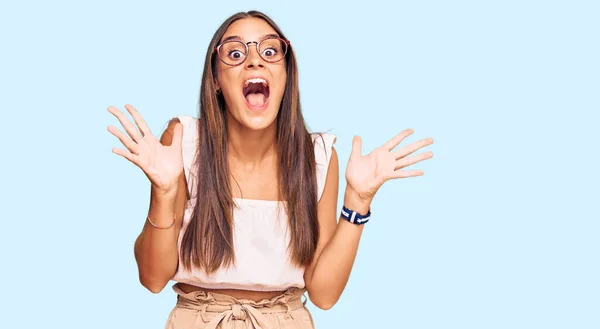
top-left (171, 283), bottom-right (307, 328)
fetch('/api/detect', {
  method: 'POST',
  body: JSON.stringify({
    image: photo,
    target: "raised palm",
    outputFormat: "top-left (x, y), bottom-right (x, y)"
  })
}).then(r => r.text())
top-left (345, 129), bottom-right (434, 202)
top-left (107, 104), bottom-right (184, 195)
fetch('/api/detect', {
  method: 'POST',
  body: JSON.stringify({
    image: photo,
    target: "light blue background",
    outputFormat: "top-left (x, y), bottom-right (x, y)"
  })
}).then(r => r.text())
top-left (1, 0), bottom-right (598, 328)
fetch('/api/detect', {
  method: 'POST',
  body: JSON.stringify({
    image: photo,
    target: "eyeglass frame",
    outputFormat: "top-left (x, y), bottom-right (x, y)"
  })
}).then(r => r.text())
top-left (214, 37), bottom-right (291, 67)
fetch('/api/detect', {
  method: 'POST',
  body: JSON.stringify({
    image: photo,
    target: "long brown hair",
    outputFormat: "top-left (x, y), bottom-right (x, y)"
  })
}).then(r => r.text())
top-left (180, 11), bottom-right (320, 273)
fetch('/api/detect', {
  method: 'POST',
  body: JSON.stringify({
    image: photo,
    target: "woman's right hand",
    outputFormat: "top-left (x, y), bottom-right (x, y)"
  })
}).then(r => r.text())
top-left (107, 104), bottom-right (184, 196)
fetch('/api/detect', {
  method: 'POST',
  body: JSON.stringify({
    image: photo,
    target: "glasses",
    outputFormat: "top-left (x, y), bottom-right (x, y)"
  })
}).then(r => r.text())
top-left (215, 37), bottom-right (290, 66)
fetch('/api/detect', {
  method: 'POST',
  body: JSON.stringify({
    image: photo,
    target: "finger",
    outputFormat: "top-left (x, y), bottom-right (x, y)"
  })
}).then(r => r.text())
top-left (124, 104), bottom-right (153, 138)
top-left (112, 147), bottom-right (139, 166)
top-left (395, 151), bottom-right (433, 170)
top-left (394, 137), bottom-right (434, 159)
top-left (107, 106), bottom-right (143, 142)
top-left (107, 125), bottom-right (139, 154)
top-left (170, 122), bottom-right (184, 151)
top-left (390, 169), bottom-right (424, 179)
top-left (383, 128), bottom-right (413, 151)
top-left (350, 136), bottom-right (362, 160)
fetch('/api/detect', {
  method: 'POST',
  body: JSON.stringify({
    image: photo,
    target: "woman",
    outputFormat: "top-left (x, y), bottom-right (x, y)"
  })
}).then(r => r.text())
top-left (107, 10), bottom-right (433, 329)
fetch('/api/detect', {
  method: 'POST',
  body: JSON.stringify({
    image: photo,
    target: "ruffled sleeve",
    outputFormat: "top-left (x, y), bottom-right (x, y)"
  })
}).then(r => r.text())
top-left (312, 133), bottom-right (337, 201)
top-left (176, 115), bottom-right (199, 197)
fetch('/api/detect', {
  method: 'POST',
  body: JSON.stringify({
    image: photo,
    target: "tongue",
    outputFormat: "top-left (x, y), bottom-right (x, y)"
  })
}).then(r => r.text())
top-left (245, 93), bottom-right (266, 107)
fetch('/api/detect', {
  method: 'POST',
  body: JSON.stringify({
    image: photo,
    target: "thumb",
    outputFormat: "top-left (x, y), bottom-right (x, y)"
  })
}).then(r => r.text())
top-left (350, 135), bottom-right (362, 160)
top-left (171, 122), bottom-right (184, 150)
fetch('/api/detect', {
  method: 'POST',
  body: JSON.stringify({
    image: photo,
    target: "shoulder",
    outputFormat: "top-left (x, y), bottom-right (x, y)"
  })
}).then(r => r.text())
top-left (162, 115), bottom-right (198, 147)
top-left (164, 116), bottom-right (199, 194)
top-left (159, 117), bottom-right (181, 145)
top-left (310, 133), bottom-right (337, 201)
top-left (160, 115), bottom-right (198, 134)
top-left (311, 132), bottom-right (337, 167)
top-left (173, 115), bottom-right (198, 136)
top-left (311, 132), bottom-right (336, 157)
top-left (311, 132), bottom-right (336, 147)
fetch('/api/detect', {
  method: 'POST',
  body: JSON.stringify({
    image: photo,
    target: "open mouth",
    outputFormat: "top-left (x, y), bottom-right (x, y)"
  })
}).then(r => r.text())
top-left (243, 78), bottom-right (270, 109)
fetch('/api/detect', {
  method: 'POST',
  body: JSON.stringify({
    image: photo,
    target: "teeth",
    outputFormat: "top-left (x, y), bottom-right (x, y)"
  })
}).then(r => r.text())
top-left (244, 78), bottom-right (268, 87)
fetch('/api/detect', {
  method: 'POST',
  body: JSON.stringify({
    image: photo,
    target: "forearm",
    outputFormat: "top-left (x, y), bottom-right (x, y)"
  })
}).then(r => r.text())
top-left (307, 187), bottom-right (371, 308)
top-left (134, 188), bottom-right (180, 292)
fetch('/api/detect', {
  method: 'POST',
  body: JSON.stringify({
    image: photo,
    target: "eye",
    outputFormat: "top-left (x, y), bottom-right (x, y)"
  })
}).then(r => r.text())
top-left (218, 41), bottom-right (246, 63)
top-left (262, 47), bottom-right (278, 58)
top-left (228, 49), bottom-right (244, 59)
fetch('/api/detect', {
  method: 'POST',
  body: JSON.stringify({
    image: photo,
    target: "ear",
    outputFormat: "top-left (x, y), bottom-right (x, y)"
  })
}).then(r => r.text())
top-left (213, 77), bottom-right (220, 92)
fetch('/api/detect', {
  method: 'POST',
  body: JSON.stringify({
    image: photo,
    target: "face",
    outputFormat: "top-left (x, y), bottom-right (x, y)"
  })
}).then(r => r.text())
top-left (215, 17), bottom-right (288, 131)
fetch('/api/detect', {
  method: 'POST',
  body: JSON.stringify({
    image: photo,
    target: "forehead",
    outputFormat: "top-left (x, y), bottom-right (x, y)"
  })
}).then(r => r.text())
top-left (221, 17), bottom-right (279, 43)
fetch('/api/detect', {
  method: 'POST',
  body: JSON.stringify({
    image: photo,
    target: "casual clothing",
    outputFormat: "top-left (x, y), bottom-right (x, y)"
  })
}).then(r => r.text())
top-left (164, 283), bottom-right (315, 329)
top-left (171, 115), bottom-right (336, 291)
top-left (163, 115), bottom-right (336, 328)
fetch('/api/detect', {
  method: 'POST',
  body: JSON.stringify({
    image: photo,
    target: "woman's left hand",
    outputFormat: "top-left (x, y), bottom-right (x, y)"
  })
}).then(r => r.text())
top-left (345, 129), bottom-right (434, 204)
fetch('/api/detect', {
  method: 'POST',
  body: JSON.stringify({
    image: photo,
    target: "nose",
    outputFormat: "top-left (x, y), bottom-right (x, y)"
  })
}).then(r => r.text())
top-left (245, 42), bottom-right (264, 69)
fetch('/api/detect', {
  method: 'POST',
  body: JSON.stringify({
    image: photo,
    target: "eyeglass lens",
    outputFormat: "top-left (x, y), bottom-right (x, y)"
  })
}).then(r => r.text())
top-left (218, 38), bottom-right (287, 65)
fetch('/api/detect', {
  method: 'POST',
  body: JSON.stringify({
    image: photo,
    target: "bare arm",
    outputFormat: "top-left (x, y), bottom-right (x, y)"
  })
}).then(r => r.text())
top-left (303, 147), bottom-right (367, 310)
top-left (133, 118), bottom-right (187, 293)
top-left (304, 131), bottom-right (434, 309)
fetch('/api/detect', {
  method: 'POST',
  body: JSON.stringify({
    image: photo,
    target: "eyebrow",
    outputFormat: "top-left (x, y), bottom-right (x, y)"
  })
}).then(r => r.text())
top-left (220, 33), bottom-right (280, 43)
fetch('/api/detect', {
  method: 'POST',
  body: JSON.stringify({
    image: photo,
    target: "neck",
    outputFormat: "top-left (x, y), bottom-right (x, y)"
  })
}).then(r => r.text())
top-left (226, 116), bottom-right (278, 167)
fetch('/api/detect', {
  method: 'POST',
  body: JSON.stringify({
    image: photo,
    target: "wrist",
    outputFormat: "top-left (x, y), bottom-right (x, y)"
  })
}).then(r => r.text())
top-left (344, 186), bottom-right (371, 214)
top-left (150, 186), bottom-right (178, 213)
top-left (151, 184), bottom-right (179, 199)
top-left (148, 187), bottom-right (178, 229)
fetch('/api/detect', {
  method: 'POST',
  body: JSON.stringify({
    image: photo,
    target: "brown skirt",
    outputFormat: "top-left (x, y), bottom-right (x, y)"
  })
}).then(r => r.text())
top-left (164, 283), bottom-right (316, 329)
